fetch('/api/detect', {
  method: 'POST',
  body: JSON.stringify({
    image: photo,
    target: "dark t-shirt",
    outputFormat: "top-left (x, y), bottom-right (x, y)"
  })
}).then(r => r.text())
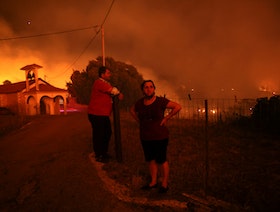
top-left (135, 96), bottom-right (170, 141)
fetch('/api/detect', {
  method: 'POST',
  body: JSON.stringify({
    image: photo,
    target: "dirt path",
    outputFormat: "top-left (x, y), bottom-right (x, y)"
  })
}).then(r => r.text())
top-left (0, 113), bottom-right (146, 211)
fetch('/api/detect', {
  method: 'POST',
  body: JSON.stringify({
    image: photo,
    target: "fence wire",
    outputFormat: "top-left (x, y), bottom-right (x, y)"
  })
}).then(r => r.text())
top-left (108, 98), bottom-right (279, 211)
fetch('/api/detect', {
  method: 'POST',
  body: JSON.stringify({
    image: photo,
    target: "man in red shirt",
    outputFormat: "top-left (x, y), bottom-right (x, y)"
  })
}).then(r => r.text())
top-left (88, 66), bottom-right (123, 163)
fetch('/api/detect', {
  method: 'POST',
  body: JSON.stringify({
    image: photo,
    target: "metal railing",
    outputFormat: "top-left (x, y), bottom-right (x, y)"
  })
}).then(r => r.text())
top-left (108, 97), bottom-right (278, 210)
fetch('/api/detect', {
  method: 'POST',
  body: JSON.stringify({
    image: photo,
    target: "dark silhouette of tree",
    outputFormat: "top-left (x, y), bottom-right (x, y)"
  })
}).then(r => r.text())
top-left (3, 80), bottom-right (12, 85)
top-left (67, 57), bottom-right (144, 108)
top-left (252, 95), bottom-right (280, 134)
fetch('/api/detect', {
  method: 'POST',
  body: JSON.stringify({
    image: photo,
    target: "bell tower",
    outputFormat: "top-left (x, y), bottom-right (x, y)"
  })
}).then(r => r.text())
top-left (20, 64), bottom-right (42, 92)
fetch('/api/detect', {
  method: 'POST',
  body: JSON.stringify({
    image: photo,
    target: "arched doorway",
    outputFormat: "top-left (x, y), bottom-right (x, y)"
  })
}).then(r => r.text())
top-left (40, 96), bottom-right (52, 115)
top-left (27, 96), bottom-right (37, 115)
top-left (54, 96), bottom-right (65, 114)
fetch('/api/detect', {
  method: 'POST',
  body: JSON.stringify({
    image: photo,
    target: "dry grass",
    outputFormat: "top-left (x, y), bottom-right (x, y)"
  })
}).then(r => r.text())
top-left (0, 115), bottom-right (32, 137)
top-left (1, 112), bottom-right (278, 210)
top-left (104, 111), bottom-right (280, 211)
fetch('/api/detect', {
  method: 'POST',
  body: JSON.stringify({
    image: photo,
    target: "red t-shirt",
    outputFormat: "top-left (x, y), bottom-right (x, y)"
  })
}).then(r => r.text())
top-left (88, 78), bottom-right (113, 116)
top-left (135, 96), bottom-right (170, 141)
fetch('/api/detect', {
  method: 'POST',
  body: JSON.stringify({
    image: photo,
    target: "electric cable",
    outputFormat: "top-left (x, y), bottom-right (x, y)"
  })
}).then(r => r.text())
top-left (49, 0), bottom-right (116, 79)
top-left (0, 25), bottom-right (99, 41)
top-left (0, 0), bottom-right (116, 81)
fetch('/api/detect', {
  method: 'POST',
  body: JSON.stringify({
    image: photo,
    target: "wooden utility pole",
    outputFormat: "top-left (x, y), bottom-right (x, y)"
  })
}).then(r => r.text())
top-left (101, 26), bottom-right (105, 66)
top-left (101, 26), bottom-right (122, 162)
top-left (204, 99), bottom-right (209, 197)
top-left (113, 96), bottom-right (122, 162)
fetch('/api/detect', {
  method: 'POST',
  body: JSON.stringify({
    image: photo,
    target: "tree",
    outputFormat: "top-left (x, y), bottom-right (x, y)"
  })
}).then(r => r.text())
top-left (252, 95), bottom-right (280, 134)
top-left (3, 80), bottom-right (11, 85)
top-left (67, 57), bottom-right (144, 108)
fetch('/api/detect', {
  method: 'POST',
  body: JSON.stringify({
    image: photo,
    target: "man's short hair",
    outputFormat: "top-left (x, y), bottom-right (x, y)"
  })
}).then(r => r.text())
top-left (98, 66), bottom-right (108, 77)
top-left (141, 80), bottom-right (156, 90)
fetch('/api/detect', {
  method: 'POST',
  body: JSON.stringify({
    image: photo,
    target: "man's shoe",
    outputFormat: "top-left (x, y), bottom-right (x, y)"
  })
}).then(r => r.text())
top-left (158, 186), bottom-right (169, 193)
top-left (141, 183), bottom-right (158, 190)
top-left (95, 155), bottom-right (109, 163)
top-left (103, 153), bottom-right (112, 160)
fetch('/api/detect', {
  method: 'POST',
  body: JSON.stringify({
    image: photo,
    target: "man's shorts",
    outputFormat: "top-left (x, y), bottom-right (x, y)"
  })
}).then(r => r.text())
top-left (141, 138), bottom-right (169, 164)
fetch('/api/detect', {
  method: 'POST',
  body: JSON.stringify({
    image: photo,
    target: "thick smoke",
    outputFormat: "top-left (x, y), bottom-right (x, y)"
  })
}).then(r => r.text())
top-left (1, 0), bottom-right (279, 98)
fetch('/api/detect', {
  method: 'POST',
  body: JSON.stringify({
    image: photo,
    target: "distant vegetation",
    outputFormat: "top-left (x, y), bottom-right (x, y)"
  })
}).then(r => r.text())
top-left (0, 115), bottom-right (32, 137)
top-left (251, 95), bottom-right (280, 135)
top-left (2, 80), bottom-right (12, 85)
top-left (66, 56), bottom-right (144, 109)
top-left (66, 56), bottom-right (280, 135)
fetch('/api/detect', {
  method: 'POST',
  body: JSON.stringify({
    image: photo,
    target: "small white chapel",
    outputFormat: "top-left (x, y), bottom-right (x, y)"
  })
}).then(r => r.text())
top-left (0, 64), bottom-right (68, 115)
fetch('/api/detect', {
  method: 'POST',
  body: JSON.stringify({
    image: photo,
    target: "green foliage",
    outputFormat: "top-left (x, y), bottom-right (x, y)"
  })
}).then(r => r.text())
top-left (67, 57), bottom-right (144, 108)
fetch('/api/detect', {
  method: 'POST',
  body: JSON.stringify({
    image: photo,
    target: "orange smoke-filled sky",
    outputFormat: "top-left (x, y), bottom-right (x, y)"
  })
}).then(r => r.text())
top-left (0, 0), bottom-right (279, 98)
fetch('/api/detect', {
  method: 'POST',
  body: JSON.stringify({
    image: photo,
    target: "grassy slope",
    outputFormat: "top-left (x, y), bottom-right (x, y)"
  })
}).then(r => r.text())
top-left (104, 112), bottom-right (280, 211)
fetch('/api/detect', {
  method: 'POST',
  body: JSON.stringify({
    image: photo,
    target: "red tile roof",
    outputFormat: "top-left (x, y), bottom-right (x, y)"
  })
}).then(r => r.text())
top-left (0, 79), bottom-right (67, 94)
top-left (0, 81), bottom-right (26, 94)
top-left (30, 84), bottom-right (66, 92)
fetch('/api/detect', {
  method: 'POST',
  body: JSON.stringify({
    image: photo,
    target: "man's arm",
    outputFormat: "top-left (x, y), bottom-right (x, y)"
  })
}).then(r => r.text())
top-left (107, 86), bottom-right (124, 100)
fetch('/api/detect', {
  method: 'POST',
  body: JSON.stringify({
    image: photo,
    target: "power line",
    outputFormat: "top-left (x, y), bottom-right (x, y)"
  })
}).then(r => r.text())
top-left (0, 0), bottom-right (115, 42)
top-left (0, 25), bottom-right (99, 41)
top-left (1, 0), bottom-right (116, 81)
top-left (50, 32), bottom-right (100, 79)
top-left (99, 0), bottom-right (116, 29)
top-left (49, 0), bottom-right (116, 79)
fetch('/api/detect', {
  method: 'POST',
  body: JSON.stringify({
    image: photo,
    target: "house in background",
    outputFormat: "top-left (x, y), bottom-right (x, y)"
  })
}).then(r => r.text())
top-left (0, 64), bottom-right (68, 115)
